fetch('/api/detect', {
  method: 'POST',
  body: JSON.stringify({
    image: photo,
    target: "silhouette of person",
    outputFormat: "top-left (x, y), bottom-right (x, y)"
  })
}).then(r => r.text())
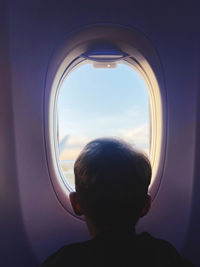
top-left (41, 138), bottom-right (195, 266)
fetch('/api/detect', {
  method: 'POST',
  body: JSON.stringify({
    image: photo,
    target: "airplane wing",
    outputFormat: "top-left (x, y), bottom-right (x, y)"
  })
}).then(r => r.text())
top-left (59, 135), bottom-right (69, 155)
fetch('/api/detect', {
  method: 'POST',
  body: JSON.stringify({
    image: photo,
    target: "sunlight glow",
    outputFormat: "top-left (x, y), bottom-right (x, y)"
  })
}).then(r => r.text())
top-left (57, 63), bottom-right (150, 188)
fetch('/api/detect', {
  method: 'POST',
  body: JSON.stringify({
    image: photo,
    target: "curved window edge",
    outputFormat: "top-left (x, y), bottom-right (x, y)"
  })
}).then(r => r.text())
top-left (44, 25), bottom-right (167, 218)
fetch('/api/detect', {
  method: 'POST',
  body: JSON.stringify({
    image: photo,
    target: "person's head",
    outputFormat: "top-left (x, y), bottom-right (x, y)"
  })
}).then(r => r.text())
top-left (70, 138), bottom-right (152, 232)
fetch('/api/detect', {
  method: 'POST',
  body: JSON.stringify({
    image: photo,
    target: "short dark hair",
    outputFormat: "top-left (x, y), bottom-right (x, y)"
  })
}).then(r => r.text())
top-left (74, 138), bottom-right (151, 227)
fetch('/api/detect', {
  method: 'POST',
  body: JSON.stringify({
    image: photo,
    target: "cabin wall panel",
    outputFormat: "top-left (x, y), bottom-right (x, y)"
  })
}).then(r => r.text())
top-left (0, 1), bottom-right (37, 266)
top-left (5, 0), bottom-right (199, 265)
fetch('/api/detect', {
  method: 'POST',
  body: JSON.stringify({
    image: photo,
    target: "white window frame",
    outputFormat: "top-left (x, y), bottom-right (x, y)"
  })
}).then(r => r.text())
top-left (44, 25), bottom-right (166, 217)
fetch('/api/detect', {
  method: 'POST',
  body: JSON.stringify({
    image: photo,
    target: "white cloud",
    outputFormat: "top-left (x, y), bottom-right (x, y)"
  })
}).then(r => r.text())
top-left (67, 135), bottom-right (90, 146)
top-left (119, 124), bottom-right (149, 151)
top-left (124, 107), bottom-right (140, 118)
top-left (59, 123), bottom-right (150, 161)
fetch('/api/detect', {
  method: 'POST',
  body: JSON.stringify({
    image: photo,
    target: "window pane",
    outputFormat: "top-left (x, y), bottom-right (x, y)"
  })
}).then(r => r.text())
top-left (57, 63), bottom-right (150, 188)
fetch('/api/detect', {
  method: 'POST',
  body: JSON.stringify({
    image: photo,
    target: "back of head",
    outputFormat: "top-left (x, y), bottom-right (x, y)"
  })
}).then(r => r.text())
top-left (74, 138), bottom-right (151, 228)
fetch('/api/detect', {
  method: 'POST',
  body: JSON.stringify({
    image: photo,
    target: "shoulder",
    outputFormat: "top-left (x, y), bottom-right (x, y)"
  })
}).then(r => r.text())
top-left (136, 232), bottom-right (195, 267)
top-left (41, 240), bottom-right (91, 267)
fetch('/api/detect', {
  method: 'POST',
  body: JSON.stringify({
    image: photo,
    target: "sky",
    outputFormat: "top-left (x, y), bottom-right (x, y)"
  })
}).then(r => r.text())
top-left (58, 62), bottom-right (150, 162)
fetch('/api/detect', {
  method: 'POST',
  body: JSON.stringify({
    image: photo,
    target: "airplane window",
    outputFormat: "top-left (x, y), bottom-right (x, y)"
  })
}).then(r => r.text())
top-left (57, 62), bottom-right (150, 189)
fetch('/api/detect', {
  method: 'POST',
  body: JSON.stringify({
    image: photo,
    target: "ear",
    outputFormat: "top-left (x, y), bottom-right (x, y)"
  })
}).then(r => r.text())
top-left (140, 194), bottom-right (151, 218)
top-left (69, 192), bottom-right (83, 216)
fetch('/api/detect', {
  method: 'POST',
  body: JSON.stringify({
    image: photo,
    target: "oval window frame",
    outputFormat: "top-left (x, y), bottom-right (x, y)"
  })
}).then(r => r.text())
top-left (44, 25), bottom-right (167, 217)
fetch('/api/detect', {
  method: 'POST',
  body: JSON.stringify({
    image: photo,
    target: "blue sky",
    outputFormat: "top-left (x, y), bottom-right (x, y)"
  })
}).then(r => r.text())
top-left (58, 63), bottom-right (149, 161)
